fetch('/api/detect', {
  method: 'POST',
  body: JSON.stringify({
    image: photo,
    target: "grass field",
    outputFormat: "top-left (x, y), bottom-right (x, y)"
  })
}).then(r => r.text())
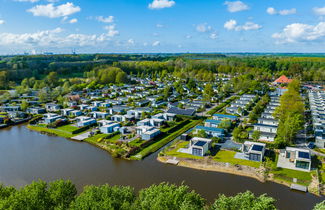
top-left (28, 125), bottom-right (74, 138)
top-left (131, 119), bottom-right (202, 160)
top-left (163, 141), bottom-right (203, 160)
top-left (271, 168), bottom-right (312, 186)
top-left (56, 125), bottom-right (80, 133)
top-left (213, 150), bottom-right (261, 168)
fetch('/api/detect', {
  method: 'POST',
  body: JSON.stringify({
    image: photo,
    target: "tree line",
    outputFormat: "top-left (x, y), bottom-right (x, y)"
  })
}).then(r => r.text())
top-left (0, 180), bottom-right (323, 210)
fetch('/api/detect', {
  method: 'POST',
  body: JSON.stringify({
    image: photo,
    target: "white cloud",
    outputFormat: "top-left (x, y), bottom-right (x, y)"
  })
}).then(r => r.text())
top-left (104, 24), bottom-right (119, 37)
top-left (27, 2), bottom-right (80, 18)
top-left (156, 24), bottom-right (164, 28)
top-left (314, 7), bottom-right (325, 16)
top-left (96, 16), bottom-right (114, 23)
top-left (224, 1), bottom-right (249, 13)
top-left (152, 41), bottom-right (160, 46)
top-left (224, 19), bottom-right (237, 30)
top-left (196, 23), bottom-right (212, 33)
top-left (209, 33), bottom-right (217, 39)
top-left (185, 35), bottom-right (192, 39)
top-left (224, 19), bottom-right (261, 31)
top-left (0, 20), bottom-right (5, 25)
top-left (148, 0), bottom-right (175, 9)
top-left (0, 28), bottom-right (112, 48)
top-left (266, 7), bottom-right (276, 15)
top-left (127, 39), bottom-right (134, 45)
top-left (272, 22), bottom-right (325, 43)
top-left (69, 18), bottom-right (77, 24)
top-left (267, 7), bottom-right (296, 15)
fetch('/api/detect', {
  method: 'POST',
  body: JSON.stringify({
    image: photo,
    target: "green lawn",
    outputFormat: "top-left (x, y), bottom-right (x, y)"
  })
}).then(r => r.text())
top-left (85, 133), bottom-right (120, 144)
top-left (213, 150), bottom-right (261, 168)
top-left (271, 168), bottom-right (312, 186)
top-left (163, 141), bottom-right (203, 160)
top-left (28, 125), bottom-right (74, 138)
top-left (84, 134), bottom-right (110, 143)
top-left (131, 119), bottom-right (202, 160)
top-left (56, 125), bottom-right (79, 133)
top-left (128, 138), bottom-right (145, 147)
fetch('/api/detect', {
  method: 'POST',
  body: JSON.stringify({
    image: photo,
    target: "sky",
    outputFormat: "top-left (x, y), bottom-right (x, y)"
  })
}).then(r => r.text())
top-left (0, 0), bottom-right (325, 54)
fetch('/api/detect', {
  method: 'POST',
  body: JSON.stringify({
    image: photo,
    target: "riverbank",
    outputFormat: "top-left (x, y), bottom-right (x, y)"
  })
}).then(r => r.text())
top-left (157, 156), bottom-right (266, 182)
top-left (157, 155), bottom-right (323, 196)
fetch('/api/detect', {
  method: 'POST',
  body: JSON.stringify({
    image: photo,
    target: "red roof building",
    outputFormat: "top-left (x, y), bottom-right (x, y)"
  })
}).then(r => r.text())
top-left (273, 75), bottom-right (293, 84)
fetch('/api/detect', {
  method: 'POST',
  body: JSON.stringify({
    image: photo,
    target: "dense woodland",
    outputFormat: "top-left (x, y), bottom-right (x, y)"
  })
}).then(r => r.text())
top-left (0, 54), bottom-right (324, 90)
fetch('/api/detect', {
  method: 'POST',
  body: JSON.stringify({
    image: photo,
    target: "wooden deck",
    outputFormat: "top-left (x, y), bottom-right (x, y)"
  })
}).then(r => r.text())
top-left (290, 184), bottom-right (307, 192)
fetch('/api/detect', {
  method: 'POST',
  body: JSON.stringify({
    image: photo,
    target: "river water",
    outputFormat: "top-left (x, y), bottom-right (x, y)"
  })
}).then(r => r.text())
top-left (0, 125), bottom-right (323, 209)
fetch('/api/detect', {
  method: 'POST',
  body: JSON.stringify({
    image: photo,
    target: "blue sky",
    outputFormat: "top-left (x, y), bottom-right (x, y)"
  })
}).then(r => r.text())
top-left (0, 0), bottom-right (325, 54)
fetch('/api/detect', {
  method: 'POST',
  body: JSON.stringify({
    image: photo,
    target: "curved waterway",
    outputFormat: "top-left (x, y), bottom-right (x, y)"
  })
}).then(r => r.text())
top-left (0, 125), bottom-right (323, 209)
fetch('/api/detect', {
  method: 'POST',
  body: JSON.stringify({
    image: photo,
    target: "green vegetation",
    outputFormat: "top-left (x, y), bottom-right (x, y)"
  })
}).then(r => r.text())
top-left (56, 125), bottom-right (80, 133)
top-left (0, 179), bottom-right (282, 210)
top-left (206, 96), bottom-right (239, 116)
top-left (211, 191), bottom-right (276, 210)
top-left (162, 141), bottom-right (204, 160)
top-left (28, 125), bottom-right (74, 138)
top-left (270, 168), bottom-right (312, 186)
top-left (213, 150), bottom-right (261, 168)
top-left (131, 119), bottom-right (202, 160)
top-left (274, 79), bottom-right (305, 147)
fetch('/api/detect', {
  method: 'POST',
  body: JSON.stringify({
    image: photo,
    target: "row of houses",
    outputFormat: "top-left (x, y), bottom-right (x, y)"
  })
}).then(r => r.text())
top-left (250, 96), bottom-right (280, 142)
top-left (308, 90), bottom-right (325, 148)
top-left (226, 94), bottom-right (257, 116)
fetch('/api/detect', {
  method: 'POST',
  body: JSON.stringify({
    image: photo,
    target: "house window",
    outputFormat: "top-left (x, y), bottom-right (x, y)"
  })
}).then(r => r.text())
top-left (249, 153), bottom-right (261, 162)
top-left (192, 148), bottom-right (203, 156)
top-left (296, 161), bottom-right (309, 170)
top-left (286, 152), bottom-right (290, 158)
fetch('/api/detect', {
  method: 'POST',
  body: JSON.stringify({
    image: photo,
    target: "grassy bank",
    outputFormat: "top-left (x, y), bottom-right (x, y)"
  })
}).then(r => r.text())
top-left (28, 125), bottom-right (74, 138)
top-left (131, 119), bottom-right (202, 160)
top-left (213, 150), bottom-right (261, 168)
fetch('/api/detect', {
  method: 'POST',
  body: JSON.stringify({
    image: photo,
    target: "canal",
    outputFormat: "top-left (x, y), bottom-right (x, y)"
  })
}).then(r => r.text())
top-left (0, 125), bottom-right (323, 209)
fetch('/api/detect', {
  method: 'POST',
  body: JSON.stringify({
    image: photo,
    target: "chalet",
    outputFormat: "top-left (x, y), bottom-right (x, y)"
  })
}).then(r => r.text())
top-left (43, 113), bottom-right (63, 124)
top-left (100, 122), bottom-right (121, 134)
top-left (76, 116), bottom-right (97, 127)
top-left (70, 110), bottom-right (82, 117)
top-left (111, 115), bottom-right (126, 122)
top-left (90, 111), bottom-right (109, 119)
top-left (241, 141), bottom-right (266, 162)
top-left (178, 137), bottom-right (212, 157)
top-left (213, 114), bottom-right (238, 121)
top-left (167, 107), bottom-right (196, 116)
top-left (27, 107), bottom-right (46, 115)
top-left (194, 126), bottom-right (225, 138)
top-left (277, 147), bottom-right (312, 172)
top-left (61, 108), bottom-right (74, 116)
top-left (204, 119), bottom-right (221, 128)
top-left (273, 75), bottom-right (293, 85)
top-left (45, 104), bottom-right (61, 112)
top-left (152, 113), bottom-right (176, 121)
top-left (0, 105), bottom-right (21, 112)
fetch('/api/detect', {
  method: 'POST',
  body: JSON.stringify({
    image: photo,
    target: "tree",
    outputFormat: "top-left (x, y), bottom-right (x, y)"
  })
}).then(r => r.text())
top-left (211, 191), bottom-right (276, 210)
top-left (116, 71), bottom-right (128, 84)
top-left (203, 83), bottom-right (214, 101)
top-left (20, 100), bottom-right (29, 112)
top-left (135, 183), bottom-right (205, 210)
top-left (252, 130), bottom-right (261, 142)
top-left (314, 201), bottom-right (325, 210)
top-left (0, 71), bottom-right (9, 89)
top-left (218, 119), bottom-right (232, 130)
top-left (46, 72), bottom-right (59, 87)
top-left (71, 185), bottom-right (135, 210)
top-left (48, 180), bottom-right (77, 209)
